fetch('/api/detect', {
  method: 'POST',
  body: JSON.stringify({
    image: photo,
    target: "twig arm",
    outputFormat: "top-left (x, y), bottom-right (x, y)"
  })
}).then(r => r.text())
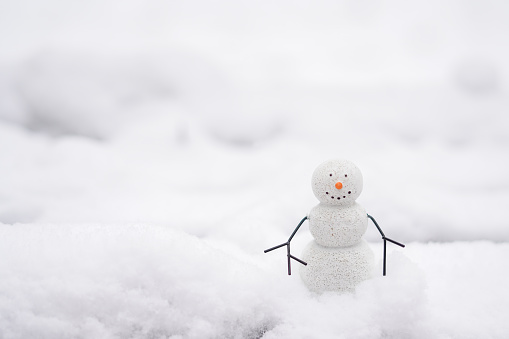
top-left (384, 237), bottom-right (405, 248)
top-left (264, 242), bottom-right (287, 253)
top-left (264, 216), bottom-right (309, 275)
top-left (367, 214), bottom-right (405, 276)
top-left (367, 214), bottom-right (385, 238)
top-left (287, 216), bottom-right (308, 242)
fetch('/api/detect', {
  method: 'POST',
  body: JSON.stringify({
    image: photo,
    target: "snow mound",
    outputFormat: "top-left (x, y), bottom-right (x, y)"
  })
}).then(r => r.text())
top-left (1, 223), bottom-right (508, 338)
top-left (0, 223), bottom-right (278, 338)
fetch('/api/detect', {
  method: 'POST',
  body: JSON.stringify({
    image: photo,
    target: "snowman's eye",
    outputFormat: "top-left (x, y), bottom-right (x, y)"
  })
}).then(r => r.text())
top-left (348, 191), bottom-right (351, 194)
top-left (345, 174), bottom-right (347, 177)
top-left (326, 192), bottom-right (329, 194)
top-left (329, 174), bottom-right (332, 177)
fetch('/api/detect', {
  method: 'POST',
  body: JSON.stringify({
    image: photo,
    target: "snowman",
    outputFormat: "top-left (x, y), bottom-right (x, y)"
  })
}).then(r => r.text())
top-left (265, 159), bottom-right (404, 293)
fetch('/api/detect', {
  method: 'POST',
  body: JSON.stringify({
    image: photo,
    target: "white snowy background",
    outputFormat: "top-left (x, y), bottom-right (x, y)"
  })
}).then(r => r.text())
top-left (1, 0), bottom-right (509, 338)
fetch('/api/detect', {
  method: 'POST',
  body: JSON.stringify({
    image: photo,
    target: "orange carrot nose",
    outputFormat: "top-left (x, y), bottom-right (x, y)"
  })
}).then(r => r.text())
top-left (335, 182), bottom-right (343, 189)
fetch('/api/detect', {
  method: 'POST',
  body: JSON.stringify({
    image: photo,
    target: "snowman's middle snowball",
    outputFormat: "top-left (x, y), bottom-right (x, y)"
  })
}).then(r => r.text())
top-left (308, 202), bottom-right (368, 247)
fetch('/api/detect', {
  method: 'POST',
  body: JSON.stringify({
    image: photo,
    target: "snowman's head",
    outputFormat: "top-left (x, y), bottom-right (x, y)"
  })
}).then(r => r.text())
top-left (311, 159), bottom-right (363, 205)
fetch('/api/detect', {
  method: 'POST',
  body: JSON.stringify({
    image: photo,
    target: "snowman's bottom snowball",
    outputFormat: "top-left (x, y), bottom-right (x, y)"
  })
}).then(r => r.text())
top-left (299, 239), bottom-right (374, 293)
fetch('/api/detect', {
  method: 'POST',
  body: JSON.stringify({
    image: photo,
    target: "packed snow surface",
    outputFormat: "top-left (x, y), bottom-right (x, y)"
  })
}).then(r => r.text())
top-left (1, 0), bottom-right (509, 338)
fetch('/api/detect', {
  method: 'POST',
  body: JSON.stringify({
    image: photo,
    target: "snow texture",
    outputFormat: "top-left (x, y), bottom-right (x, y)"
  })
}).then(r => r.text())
top-left (309, 202), bottom-right (368, 247)
top-left (300, 239), bottom-right (374, 293)
top-left (1, 0), bottom-right (509, 337)
top-left (1, 224), bottom-right (509, 339)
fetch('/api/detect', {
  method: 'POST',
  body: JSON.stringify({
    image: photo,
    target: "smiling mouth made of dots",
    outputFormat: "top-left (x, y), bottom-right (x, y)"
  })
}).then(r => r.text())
top-left (325, 191), bottom-right (351, 199)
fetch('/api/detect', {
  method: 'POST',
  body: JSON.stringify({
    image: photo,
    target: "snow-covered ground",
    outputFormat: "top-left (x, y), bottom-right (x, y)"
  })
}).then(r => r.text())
top-left (1, 0), bottom-right (509, 338)
top-left (1, 224), bottom-right (508, 338)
